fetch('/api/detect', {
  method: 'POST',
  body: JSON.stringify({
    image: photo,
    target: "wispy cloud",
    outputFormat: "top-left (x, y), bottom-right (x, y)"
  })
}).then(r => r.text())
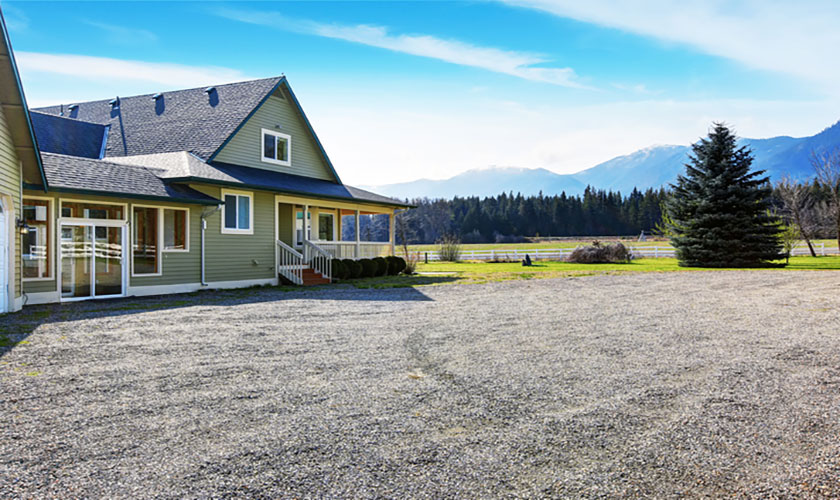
top-left (215, 7), bottom-right (591, 89)
top-left (3, 4), bottom-right (30, 32)
top-left (82, 20), bottom-right (158, 44)
top-left (16, 52), bottom-right (256, 105)
top-left (500, 0), bottom-right (840, 92)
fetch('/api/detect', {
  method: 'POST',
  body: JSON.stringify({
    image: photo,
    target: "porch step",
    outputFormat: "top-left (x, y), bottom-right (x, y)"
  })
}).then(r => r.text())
top-left (295, 267), bottom-right (331, 286)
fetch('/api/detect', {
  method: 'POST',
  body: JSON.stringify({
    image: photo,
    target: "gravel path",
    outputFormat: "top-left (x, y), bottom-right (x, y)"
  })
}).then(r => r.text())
top-left (2, 271), bottom-right (840, 498)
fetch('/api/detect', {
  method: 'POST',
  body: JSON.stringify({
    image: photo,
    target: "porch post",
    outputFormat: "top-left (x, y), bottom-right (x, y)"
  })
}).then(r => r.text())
top-left (389, 212), bottom-right (395, 256)
top-left (355, 209), bottom-right (360, 259)
top-left (303, 204), bottom-right (309, 242)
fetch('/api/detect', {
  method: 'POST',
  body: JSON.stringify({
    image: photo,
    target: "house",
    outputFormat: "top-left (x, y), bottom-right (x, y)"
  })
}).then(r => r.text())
top-left (0, 11), bottom-right (48, 313)
top-left (2, 18), bottom-right (409, 307)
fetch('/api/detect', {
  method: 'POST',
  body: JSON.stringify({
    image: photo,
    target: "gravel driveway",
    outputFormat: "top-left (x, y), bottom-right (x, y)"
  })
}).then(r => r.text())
top-left (2, 271), bottom-right (840, 498)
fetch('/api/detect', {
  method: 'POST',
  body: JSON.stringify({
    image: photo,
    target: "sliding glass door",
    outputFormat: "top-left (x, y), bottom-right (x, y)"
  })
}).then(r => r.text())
top-left (60, 223), bottom-right (125, 300)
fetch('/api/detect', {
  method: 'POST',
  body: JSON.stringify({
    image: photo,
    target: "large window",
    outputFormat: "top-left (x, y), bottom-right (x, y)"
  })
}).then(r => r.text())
top-left (163, 209), bottom-right (188, 251)
top-left (22, 198), bottom-right (51, 279)
top-left (61, 201), bottom-right (123, 220)
top-left (261, 128), bottom-right (291, 166)
top-left (132, 207), bottom-right (159, 275)
top-left (222, 191), bottom-right (253, 234)
top-left (318, 213), bottom-right (334, 241)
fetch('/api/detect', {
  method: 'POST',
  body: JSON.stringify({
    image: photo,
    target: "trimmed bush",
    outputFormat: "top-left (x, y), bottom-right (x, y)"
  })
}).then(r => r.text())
top-left (359, 258), bottom-right (378, 278)
top-left (394, 256), bottom-right (408, 274)
top-left (331, 259), bottom-right (346, 281)
top-left (342, 258), bottom-right (362, 279)
top-left (566, 242), bottom-right (631, 264)
top-left (385, 256), bottom-right (400, 275)
top-left (372, 257), bottom-right (388, 276)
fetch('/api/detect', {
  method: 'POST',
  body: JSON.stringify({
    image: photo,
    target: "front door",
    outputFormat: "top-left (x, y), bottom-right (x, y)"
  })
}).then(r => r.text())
top-left (60, 223), bottom-right (125, 300)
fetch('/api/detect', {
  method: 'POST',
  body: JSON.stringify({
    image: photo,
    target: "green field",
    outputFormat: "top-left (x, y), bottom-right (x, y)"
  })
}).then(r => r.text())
top-left (346, 256), bottom-right (840, 289)
top-left (409, 239), bottom-right (838, 253)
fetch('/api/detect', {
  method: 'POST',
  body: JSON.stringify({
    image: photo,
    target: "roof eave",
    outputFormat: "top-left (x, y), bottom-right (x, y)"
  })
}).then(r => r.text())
top-left (167, 175), bottom-right (412, 209)
top-left (24, 183), bottom-right (221, 206)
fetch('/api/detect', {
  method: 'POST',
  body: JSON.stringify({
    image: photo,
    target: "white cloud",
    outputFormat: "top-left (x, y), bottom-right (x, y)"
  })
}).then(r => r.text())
top-left (500, 0), bottom-right (840, 92)
top-left (215, 7), bottom-right (589, 89)
top-left (16, 52), bottom-right (256, 105)
top-left (82, 20), bottom-right (158, 44)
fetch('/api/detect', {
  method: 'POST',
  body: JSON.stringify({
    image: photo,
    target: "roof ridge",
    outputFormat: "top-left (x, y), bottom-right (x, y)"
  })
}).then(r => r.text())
top-left (32, 75), bottom-right (285, 110)
top-left (30, 109), bottom-right (105, 127)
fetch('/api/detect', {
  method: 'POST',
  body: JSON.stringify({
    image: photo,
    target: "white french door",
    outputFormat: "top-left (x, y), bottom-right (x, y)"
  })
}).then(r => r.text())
top-left (60, 222), bottom-right (126, 301)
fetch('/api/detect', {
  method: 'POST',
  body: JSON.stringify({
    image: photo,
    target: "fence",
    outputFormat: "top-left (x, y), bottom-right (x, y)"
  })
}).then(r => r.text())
top-left (417, 242), bottom-right (835, 262)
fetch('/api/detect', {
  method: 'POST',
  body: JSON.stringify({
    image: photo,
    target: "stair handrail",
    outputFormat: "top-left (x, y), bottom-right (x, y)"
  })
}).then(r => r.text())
top-left (276, 239), bottom-right (304, 285)
top-left (303, 240), bottom-right (332, 283)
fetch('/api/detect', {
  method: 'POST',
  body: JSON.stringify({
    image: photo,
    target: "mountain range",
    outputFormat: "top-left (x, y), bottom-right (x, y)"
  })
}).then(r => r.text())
top-left (363, 120), bottom-right (840, 199)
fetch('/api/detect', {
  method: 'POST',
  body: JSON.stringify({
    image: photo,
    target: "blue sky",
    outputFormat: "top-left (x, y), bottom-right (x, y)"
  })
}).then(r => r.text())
top-left (4, 1), bottom-right (840, 185)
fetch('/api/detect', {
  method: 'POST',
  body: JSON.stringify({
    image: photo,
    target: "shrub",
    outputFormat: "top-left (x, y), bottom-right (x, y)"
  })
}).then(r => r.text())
top-left (402, 254), bottom-right (417, 275)
top-left (342, 258), bottom-right (362, 279)
top-left (566, 242), bottom-right (631, 264)
top-left (331, 259), bottom-right (346, 281)
top-left (372, 257), bottom-right (388, 276)
top-left (384, 256), bottom-right (399, 275)
top-left (395, 256), bottom-right (407, 274)
top-left (359, 258), bottom-right (378, 278)
top-left (437, 234), bottom-right (462, 262)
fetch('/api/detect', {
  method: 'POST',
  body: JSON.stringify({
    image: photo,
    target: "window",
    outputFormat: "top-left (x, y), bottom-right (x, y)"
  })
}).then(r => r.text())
top-left (22, 198), bottom-right (51, 279)
top-left (261, 128), bottom-right (291, 166)
top-left (221, 191), bottom-right (253, 234)
top-left (318, 213), bottom-right (334, 241)
top-left (133, 207), bottom-right (159, 275)
top-left (163, 209), bottom-right (188, 251)
top-left (61, 201), bottom-right (123, 220)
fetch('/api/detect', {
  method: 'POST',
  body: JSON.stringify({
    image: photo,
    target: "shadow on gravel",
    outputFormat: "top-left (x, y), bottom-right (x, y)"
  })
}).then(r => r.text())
top-left (0, 283), bottom-right (435, 358)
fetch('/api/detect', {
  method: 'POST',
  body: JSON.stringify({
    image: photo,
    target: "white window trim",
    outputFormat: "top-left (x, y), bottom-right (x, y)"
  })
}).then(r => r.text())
top-left (317, 211), bottom-right (337, 241)
top-left (261, 128), bottom-right (292, 167)
top-left (22, 196), bottom-right (54, 282)
top-left (162, 207), bottom-right (190, 253)
top-left (59, 198), bottom-right (128, 223)
top-left (130, 204), bottom-right (163, 277)
top-left (220, 189), bottom-right (255, 235)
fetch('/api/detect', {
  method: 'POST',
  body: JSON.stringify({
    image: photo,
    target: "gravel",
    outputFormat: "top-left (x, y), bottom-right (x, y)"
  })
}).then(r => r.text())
top-left (1, 271), bottom-right (840, 498)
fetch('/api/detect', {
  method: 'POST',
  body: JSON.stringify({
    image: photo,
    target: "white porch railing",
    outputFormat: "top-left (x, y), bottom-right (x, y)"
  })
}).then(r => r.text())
top-left (310, 240), bottom-right (392, 260)
top-left (276, 239), bottom-right (304, 285)
top-left (304, 240), bottom-right (332, 282)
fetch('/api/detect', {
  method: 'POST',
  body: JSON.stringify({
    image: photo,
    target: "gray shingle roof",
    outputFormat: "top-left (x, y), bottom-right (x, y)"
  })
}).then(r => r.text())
top-left (41, 152), bottom-right (219, 205)
top-left (30, 111), bottom-right (107, 159)
top-left (33, 77), bottom-right (284, 161)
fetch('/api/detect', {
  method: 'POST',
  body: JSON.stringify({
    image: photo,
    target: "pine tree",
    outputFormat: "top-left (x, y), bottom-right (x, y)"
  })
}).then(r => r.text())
top-left (665, 123), bottom-right (783, 267)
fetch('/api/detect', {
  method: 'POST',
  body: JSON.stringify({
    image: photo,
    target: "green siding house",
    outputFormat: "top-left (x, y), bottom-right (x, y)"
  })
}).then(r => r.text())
top-left (0, 11), bottom-right (48, 313)
top-left (0, 13), bottom-right (409, 309)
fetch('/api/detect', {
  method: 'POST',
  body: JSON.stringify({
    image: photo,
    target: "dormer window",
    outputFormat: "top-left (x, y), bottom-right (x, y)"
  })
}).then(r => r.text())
top-left (261, 128), bottom-right (291, 166)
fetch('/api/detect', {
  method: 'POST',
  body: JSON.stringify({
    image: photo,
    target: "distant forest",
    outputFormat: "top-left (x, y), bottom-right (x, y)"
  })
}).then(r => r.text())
top-left (340, 180), bottom-right (839, 245)
top-left (393, 187), bottom-right (668, 244)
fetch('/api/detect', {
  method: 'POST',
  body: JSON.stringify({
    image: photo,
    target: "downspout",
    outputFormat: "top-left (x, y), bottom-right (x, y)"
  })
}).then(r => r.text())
top-left (200, 204), bottom-right (223, 286)
top-left (19, 166), bottom-right (25, 307)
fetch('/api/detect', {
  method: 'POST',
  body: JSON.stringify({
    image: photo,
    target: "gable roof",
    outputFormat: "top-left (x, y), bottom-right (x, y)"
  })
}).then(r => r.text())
top-left (30, 111), bottom-right (108, 159)
top-left (0, 9), bottom-right (46, 189)
top-left (34, 77), bottom-right (284, 161)
top-left (38, 152), bottom-right (219, 205)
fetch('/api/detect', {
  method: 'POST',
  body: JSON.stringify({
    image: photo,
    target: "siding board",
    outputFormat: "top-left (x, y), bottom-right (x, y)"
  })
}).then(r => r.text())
top-left (0, 106), bottom-right (22, 299)
top-left (213, 91), bottom-right (336, 182)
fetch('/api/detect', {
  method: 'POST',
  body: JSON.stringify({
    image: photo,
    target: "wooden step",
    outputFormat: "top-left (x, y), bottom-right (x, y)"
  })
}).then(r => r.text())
top-left (300, 267), bottom-right (331, 286)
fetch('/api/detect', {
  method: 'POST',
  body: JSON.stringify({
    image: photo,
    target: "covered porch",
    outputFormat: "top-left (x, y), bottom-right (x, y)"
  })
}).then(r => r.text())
top-left (274, 194), bottom-right (401, 285)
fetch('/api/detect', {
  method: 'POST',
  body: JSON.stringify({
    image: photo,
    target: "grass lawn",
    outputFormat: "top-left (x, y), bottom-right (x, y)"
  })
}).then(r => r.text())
top-left (345, 255), bottom-right (840, 288)
top-left (409, 239), bottom-right (838, 252)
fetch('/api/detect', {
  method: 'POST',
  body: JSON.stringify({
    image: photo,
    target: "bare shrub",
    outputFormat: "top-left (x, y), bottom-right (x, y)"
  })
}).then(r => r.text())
top-left (437, 234), bottom-right (462, 262)
top-left (403, 252), bottom-right (420, 275)
top-left (566, 242), bottom-right (631, 264)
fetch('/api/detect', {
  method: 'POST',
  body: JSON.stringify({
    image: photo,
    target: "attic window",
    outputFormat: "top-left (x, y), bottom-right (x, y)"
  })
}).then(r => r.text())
top-left (261, 128), bottom-right (291, 167)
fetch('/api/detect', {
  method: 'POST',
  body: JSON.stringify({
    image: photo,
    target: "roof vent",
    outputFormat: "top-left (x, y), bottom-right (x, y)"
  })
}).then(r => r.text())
top-left (204, 86), bottom-right (216, 94)
top-left (68, 104), bottom-right (79, 111)
top-left (152, 93), bottom-right (163, 100)
top-left (109, 97), bottom-right (120, 108)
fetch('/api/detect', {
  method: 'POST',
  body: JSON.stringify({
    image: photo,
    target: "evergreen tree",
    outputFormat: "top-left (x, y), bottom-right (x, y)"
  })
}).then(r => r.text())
top-left (665, 123), bottom-right (783, 267)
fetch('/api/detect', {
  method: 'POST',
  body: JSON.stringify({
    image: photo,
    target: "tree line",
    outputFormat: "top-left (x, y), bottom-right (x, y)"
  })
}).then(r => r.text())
top-left (395, 187), bottom-right (668, 244)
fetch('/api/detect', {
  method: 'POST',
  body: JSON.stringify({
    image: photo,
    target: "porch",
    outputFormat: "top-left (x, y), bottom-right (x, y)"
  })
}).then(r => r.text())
top-left (274, 196), bottom-right (398, 285)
